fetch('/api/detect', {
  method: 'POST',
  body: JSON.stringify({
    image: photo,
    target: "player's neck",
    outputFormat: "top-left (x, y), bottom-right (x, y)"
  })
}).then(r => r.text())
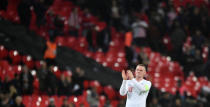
top-left (135, 77), bottom-right (143, 82)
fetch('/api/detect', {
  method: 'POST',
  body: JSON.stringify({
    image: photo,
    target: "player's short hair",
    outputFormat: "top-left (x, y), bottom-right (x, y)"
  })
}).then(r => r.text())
top-left (136, 64), bottom-right (147, 72)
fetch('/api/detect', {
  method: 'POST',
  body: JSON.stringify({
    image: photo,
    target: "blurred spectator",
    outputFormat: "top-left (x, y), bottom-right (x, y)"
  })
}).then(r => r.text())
top-left (11, 74), bottom-right (21, 95)
top-left (46, 10), bottom-right (56, 38)
top-left (121, 13), bottom-right (132, 30)
top-left (203, 44), bottom-right (210, 78)
top-left (46, 11), bottom-right (64, 39)
top-left (68, 8), bottom-right (81, 37)
top-left (69, 102), bottom-right (75, 107)
top-left (8, 85), bottom-right (18, 102)
top-left (46, 12), bottom-right (64, 39)
top-left (61, 97), bottom-right (69, 107)
top-left (189, 7), bottom-right (202, 31)
top-left (170, 22), bottom-right (186, 61)
top-left (33, 0), bottom-right (47, 28)
top-left (192, 29), bottom-right (205, 50)
top-left (124, 29), bottom-right (133, 67)
top-left (192, 49), bottom-right (203, 76)
top-left (197, 90), bottom-right (208, 107)
top-left (48, 97), bottom-right (56, 107)
top-left (58, 74), bottom-right (73, 96)
top-left (86, 87), bottom-right (99, 107)
top-left (19, 65), bottom-right (34, 95)
top-left (95, 22), bottom-right (110, 52)
top-left (185, 96), bottom-right (198, 107)
top-left (173, 98), bottom-right (182, 107)
top-left (11, 96), bottom-right (25, 107)
top-left (141, 0), bottom-right (149, 12)
top-left (44, 38), bottom-right (57, 66)
top-left (36, 61), bottom-right (48, 93)
top-left (149, 97), bottom-right (161, 107)
top-left (167, 7), bottom-right (177, 30)
top-left (182, 45), bottom-right (196, 75)
top-left (110, 0), bottom-right (121, 31)
top-left (194, 49), bottom-right (203, 65)
top-left (201, 85), bottom-right (210, 94)
top-left (97, 25), bottom-right (111, 52)
top-left (53, 15), bottom-right (64, 36)
top-left (0, 0), bottom-right (8, 11)
top-left (138, 51), bottom-right (149, 66)
top-left (147, 21), bottom-right (163, 52)
top-left (131, 18), bottom-right (148, 47)
top-left (86, 25), bottom-right (96, 51)
top-left (159, 93), bottom-right (172, 107)
top-left (45, 66), bottom-right (58, 95)
top-left (1, 76), bottom-right (11, 93)
top-left (17, 0), bottom-right (32, 28)
top-left (0, 93), bottom-right (10, 107)
top-left (117, 99), bottom-right (126, 107)
top-left (124, 28), bottom-right (133, 48)
top-left (72, 67), bottom-right (85, 95)
top-left (81, 8), bottom-right (93, 37)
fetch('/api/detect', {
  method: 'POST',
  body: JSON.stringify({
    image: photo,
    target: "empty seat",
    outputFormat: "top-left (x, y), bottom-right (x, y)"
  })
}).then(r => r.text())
top-left (9, 50), bottom-right (22, 65)
top-left (0, 45), bottom-right (8, 59)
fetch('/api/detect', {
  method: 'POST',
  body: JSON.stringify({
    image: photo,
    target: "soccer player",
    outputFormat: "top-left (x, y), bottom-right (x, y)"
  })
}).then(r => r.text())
top-left (119, 64), bottom-right (151, 107)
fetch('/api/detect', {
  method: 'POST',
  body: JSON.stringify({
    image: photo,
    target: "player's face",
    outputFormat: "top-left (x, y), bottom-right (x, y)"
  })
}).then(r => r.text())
top-left (135, 65), bottom-right (146, 78)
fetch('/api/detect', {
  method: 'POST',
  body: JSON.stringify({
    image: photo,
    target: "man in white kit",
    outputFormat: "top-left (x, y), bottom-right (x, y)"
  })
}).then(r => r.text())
top-left (120, 64), bottom-right (151, 107)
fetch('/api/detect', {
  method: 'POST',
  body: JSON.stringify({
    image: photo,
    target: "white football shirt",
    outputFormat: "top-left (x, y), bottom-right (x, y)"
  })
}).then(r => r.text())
top-left (119, 79), bottom-right (151, 107)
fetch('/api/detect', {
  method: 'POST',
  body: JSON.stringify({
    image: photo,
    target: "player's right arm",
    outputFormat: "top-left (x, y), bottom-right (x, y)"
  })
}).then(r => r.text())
top-left (119, 70), bottom-right (128, 96)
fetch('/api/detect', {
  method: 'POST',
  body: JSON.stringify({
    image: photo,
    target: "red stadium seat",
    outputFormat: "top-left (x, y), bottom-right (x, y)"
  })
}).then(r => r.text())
top-left (90, 80), bottom-right (103, 94)
top-left (66, 36), bottom-right (77, 48)
top-left (12, 65), bottom-right (22, 74)
top-left (55, 36), bottom-right (66, 46)
top-left (99, 95), bottom-right (106, 107)
top-left (22, 55), bottom-right (34, 69)
top-left (38, 29), bottom-right (49, 40)
top-left (93, 51), bottom-right (105, 63)
top-left (110, 100), bottom-right (119, 107)
top-left (83, 80), bottom-right (90, 89)
top-left (30, 10), bottom-right (38, 32)
top-left (35, 61), bottom-right (42, 70)
top-left (83, 51), bottom-right (94, 58)
top-left (103, 85), bottom-right (116, 100)
top-left (9, 50), bottom-right (22, 65)
top-left (0, 45), bottom-right (8, 59)
top-left (22, 96), bottom-right (32, 107)
top-left (40, 95), bottom-right (49, 107)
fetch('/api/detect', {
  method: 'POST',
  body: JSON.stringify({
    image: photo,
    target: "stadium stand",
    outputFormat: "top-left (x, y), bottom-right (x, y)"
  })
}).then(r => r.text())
top-left (0, 0), bottom-right (210, 107)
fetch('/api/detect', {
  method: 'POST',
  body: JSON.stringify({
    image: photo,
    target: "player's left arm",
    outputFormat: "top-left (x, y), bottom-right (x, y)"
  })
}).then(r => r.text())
top-left (130, 79), bottom-right (151, 92)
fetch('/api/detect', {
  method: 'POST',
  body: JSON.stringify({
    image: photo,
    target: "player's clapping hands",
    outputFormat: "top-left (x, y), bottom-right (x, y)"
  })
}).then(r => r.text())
top-left (121, 70), bottom-right (134, 80)
top-left (127, 70), bottom-right (134, 80)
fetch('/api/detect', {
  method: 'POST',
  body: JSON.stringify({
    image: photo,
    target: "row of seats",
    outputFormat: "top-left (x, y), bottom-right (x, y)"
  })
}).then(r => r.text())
top-left (181, 72), bottom-right (210, 98)
top-left (1, 45), bottom-right (122, 107)
top-left (1, 44), bottom-right (210, 98)
top-left (141, 47), bottom-right (209, 97)
top-left (22, 94), bottom-right (119, 107)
